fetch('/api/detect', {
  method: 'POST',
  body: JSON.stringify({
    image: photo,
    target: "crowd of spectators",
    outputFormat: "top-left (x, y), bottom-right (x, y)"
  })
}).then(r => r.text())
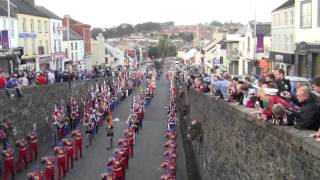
top-left (1, 68), bottom-right (112, 86)
top-left (0, 67), bottom-right (114, 97)
top-left (177, 67), bottom-right (320, 133)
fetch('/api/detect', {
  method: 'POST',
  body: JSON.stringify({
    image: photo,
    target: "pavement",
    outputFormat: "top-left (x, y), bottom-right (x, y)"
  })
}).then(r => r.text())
top-left (12, 74), bottom-right (188, 180)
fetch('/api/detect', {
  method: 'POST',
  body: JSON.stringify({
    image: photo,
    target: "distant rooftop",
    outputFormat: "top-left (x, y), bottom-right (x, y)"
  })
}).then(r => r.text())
top-left (35, 6), bottom-right (61, 20)
top-left (63, 29), bottom-right (84, 41)
top-left (11, 0), bottom-right (49, 18)
top-left (272, 0), bottom-right (295, 12)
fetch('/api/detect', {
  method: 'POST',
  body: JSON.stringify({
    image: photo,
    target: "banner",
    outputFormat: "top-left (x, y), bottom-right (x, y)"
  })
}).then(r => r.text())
top-left (1, 30), bottom-right (9, 49)
top-left (256, 34), bottom-right (264, 53)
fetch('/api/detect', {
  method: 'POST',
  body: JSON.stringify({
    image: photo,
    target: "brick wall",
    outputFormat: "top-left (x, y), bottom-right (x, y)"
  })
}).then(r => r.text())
top-left (177, 87), bottom-right (320, 180)
top-left (0, 78), bottom-right (110, 144)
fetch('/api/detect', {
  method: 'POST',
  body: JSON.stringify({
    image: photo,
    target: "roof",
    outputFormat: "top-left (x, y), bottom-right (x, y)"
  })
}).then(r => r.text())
top-left (67, 16), bottom-right (90, 27)
top-left (63, 29), bottom-right (84, 41)
top-left (249, 22), bottom-right (271, 36)
top-left (0, 6), bottom-right (16, 17)
top-left (272, 0), bottom-right (295, 12)
top-left (11, 0), bottom-right (50, 18)
top-left (35, 6), bottom-right (61, 20)
top-left (234, 25), bottom-right (247, 35)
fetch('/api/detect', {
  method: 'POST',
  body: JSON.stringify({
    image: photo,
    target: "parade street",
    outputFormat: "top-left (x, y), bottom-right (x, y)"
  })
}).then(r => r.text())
top-left (14, 73), bottom-right (187, 180)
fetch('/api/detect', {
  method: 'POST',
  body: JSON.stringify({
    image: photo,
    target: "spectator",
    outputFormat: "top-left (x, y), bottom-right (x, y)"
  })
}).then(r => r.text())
top-left (212, 73), bottom-right (231, 100)
top-left (47, 70), bottom-right (55, 84)
top-left (7, 74), bottom-right (19, 88)
top-left (257, 86), bottom-right (293, 120)
top-left (0, 68), bottom-right (7, 89)
top-left (242, 85), bottom-right (256, 108)
top-left (232, 77), bottom-right (239, 85)
top-left (36, 73), bottom-right (48, 85)
top-left (291, 81), bottom-right (303, 98)
top-left (293, 86), bottom-right (320, 130)
top-left (201, 82), bottom-right (210, 93)
top-left (18, 73), bottom-right (29, 87)
top-left (274, 68), bottom-right (291, 96)
top-left (312, 77), bottom-right (320, 97)
top-left (243, 76), bottom-right (253, 89)
top-left (266, 73), bottom-right (275, 84)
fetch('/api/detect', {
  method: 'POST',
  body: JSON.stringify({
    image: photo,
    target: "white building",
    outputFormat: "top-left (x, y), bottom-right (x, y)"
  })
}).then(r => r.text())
top-left (105, 43), bottom-right (125, 67)
top-left (36, 6), bottom-right (65, 71)
top-left (0, 16), bottom-right (19, 48)
top-left (226, 26), bottom-right (247, 75)
top-left (270, 0), bottom-right (295, 75)
top-left (62, 29), bottom-right (85, 70)
top-left (239, 22), bottom-right (271, 76)
top-left (294, 0), bottom-right (320, 78)
top-left (203, 33), bottom-right (226, 74)
top-left (0, 5), bottom-right (22, 74)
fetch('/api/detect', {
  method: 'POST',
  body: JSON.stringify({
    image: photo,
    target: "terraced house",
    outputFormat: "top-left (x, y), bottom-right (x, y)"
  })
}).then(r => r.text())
top-left (11, 0), bottom-right (51, 71)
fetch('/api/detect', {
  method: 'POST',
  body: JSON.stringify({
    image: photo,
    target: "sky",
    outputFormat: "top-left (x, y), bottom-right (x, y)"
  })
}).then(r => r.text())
top-left (35, 0), bottom-right (286, 28)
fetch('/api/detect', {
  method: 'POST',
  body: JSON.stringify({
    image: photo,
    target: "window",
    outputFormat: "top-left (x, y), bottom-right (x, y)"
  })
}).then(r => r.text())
top-left (39, 40), bottom-right (44, 55)
top-left (3, 19), bottom-right (6, 30)
top-left (277, 14), bottom-right (281, 26)
top-left (284, 12), bottom-right (288, 25)
top-left (11, 20), bottom-right (14, 37)
top-left (65, 48), bottom-right (68, 58)
top-left (284, 35), bottom-right (288, 51)
top-left (279, 35), bottom-right (282, 50)
top-left (247, 36), bottom-right (250, 53)
top-left (32, 39), bottom-right (36, 55)
top-left (290, 11), bottom-right (294, 25)
top-left (290, 34), bottom-right (294, 51)
top-left (22, 18), bottom-right (27, 32)
top-left (57, 23), bottom-right (60, 34)
top-left (75, 53), bottom-right (78, 60)
top-left (53, 23), bottom-right (56, 33)
top-left (273, 15), bottom-right (276, 26)
top-left (53, 40), bottom-right (57, 53)
top-left (75, 42), bottom-right (77, 50)
top-left (59, 40), bottom-right (61, 52)
top-left (71, 52), bottom-right (74, 60)
top-left (71, 42), bottom-right (73, 50)
top-left (24, 39), bottom-right (28, 56)
top-left (31, 19), bottom-right (34, 32)
top-left (301, 1), bottom-right (312, 28)
top-left (44, 21), bottom-right (48, 32)
top-left (38, 20), bottom-right (41, 32)
top-left (45, 40), bottom-right (49, 54)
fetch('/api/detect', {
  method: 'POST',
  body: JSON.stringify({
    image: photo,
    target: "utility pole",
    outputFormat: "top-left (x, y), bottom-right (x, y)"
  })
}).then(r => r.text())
top-left (7, 0), bottom-right (11, 48)
top-left (67, 15), bottom-right (71, 70)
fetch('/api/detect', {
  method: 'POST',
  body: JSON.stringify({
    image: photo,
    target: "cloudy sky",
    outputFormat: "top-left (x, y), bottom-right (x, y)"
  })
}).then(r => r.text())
top-left (36, 0), bottom-right (286, 28)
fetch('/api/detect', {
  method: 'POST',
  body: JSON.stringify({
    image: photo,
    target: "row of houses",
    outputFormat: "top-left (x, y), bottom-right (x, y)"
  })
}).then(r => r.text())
top-left (0, 0), bottom-right (130, 74)
top-left (178, 0), bottom-right (320, 79)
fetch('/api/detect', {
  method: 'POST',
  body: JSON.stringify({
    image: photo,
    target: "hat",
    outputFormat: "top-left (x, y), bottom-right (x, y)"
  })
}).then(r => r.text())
top-left (262, 88), bottom-right (278, 96)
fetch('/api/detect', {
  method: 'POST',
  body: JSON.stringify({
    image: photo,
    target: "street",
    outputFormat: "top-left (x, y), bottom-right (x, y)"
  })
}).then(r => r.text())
top-left (14, 73), bottom-right (187, 180)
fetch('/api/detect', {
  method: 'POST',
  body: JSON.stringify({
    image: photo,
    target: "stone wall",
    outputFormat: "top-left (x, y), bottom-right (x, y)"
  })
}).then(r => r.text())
top-left (178, 87), bottom-right (320, 180)
top-left (0, 78), bottom-right (110, 144)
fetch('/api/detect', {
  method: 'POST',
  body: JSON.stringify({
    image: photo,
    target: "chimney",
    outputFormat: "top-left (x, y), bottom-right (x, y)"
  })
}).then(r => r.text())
top-left (24, 0), bottom-right (35, 7)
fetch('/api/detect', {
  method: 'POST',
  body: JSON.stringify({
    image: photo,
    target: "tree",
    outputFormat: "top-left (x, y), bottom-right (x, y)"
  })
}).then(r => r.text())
top-left (179, 32), bottom-right (194, 42)
top-left (91, 28), bottom-right (103, 39)
top-left (210, 20), bottom-right (223, 26)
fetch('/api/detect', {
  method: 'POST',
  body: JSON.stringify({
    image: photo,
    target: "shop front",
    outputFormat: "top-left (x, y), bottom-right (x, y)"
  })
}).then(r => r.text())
top-left (0, 48), bottom-right (23, 74)
top-left (295, 42), bottom-right (320, 78)
top-left (51, 52), bottom-right (65, 71)
top-left (269, 51), bottom-right (294, 75)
